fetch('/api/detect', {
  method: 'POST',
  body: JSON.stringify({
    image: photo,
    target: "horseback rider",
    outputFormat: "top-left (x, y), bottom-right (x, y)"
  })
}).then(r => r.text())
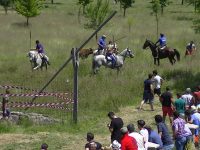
top-left (155, 33), bottom-right (167, 57)
top-left (185, 41), bottom-right (196, 55)
top-left (97, 35), bottom-right (106, 55)
top-left (106, 40), bottom-right (116, 68)
top-left (35, 40), bottom-right (50, 65)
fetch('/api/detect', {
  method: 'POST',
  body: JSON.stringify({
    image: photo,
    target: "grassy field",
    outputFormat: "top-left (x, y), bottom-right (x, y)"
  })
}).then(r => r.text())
top-left (0, 0), bottom-right (200, 149)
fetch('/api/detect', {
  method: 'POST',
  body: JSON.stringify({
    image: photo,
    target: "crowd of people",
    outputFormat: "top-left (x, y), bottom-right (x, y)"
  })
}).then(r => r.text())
top-left (85, 69), bottom-right (200, 150)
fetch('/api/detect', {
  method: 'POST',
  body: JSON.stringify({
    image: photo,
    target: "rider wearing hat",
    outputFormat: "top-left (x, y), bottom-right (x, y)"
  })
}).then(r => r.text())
top-left (97, 35), bottom-right (106, 54)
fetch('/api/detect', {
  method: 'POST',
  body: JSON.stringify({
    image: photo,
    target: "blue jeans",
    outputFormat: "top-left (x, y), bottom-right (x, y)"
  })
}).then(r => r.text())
top-left (175, 136), bottom-right (187, 150)
top-left (163, 144), bottom-right (174, 150)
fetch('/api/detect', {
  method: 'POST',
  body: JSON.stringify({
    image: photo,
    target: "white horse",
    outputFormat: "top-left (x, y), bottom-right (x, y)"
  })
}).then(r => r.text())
top-left (92, 48), bottom-right (134, 74)
top-left (27, 51), bottom-right (48, 70)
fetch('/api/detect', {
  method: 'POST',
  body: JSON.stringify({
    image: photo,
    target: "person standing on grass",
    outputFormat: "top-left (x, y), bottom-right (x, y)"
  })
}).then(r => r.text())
top-left (181, 88), bottom-right (193, 110)
top-left (193, 86), bottom-right (200, 106)
top-left (127, 124), bottom-right (145, 150)
top-left (154, 115), bottom-right (174, 150)
top-left (85, 132), bottom-right (102, 150)
top-left (2, 89), bottom-right (10, 119)
top-left (107, 112), bottom-right (124, 143)
top-left (172, 111), bottom-right (188, 150)
top-left (174, 93), bottom-right (186, 118)
top-left (160, 87), bottom-right (174, 124)
top-left (139, 74), bottom-right (154, 111)
top-left (152, 70), bottom-right (163, 97)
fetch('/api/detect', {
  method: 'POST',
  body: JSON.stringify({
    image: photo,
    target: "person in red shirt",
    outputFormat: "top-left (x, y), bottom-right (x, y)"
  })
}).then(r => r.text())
top-left (120, 127), bottom-right (138, 150)
top-left (193, 86), bottom-right (200, 106)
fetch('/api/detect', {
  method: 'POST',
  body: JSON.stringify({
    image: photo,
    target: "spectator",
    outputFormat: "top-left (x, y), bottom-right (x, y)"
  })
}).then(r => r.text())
top-left (172, 111), bottom-right (188, 150)
top-left (152, 70), bottom-right (163, 97)
top-left (85, 132), bottom-right (102, 150)
top-left (174, 93), bottom-right (186, 118)
top-left (137, 120), bottom-right (148, 149)
top-left (181, 88), bottom-right (193, 110)
top-left (41, 143), bottom-right (48, 150)
top-left (127, 124), bottom-right (145, 150)
top-left (154, 115), bottom-right (174, 150)
top-left (185, 41), bottom-right (196, 56)
top-left (139, 74), bottom-right (154, 111)
top-left (107, 112), bottom-right (124, 143)
top-left (2, 89), bottom-right (10, 119)
top-left (193, 86), bottom-right (200, 106)
top-left (120, 127), bottom-right (138, 150)
top-left (185, 107), bottom-right (200, 147)
top-left (145, 126), bottom-right (163, 150)
top-left (111, 140), bottom-right (121, 150)
top-left (160, 87), bottom-right (174, 124)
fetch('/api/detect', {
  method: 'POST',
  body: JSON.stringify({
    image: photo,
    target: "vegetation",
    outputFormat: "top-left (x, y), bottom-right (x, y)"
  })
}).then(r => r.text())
top-left (0, 0), bottom-right (200, 149)
top-left (119, 0), bottom-right (135, 17)
top-left (15, 0), bottom-right (42, 26)
top-left (151, 0), bottom-right (160, 38)
top-left (0, 0), bottom-right (12, 14)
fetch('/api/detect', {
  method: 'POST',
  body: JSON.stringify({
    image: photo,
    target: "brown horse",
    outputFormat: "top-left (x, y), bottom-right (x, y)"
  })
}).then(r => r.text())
top-left (79, 48), bottom-right (93, 59)
top-left (143, 39), bottom-right (180, 66)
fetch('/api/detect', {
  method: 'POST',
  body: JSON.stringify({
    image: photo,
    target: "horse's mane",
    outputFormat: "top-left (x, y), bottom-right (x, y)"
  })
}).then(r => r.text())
top-left (147, 39), bottom-right (155, 45)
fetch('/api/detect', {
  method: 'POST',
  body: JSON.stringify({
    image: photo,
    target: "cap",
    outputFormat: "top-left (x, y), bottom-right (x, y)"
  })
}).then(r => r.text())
top-left (102, 35), bottom-right (106, 38)
top-left (186, 88), bottom-right (191, 93)
top-left (120, 127), bottom-right (128, 134)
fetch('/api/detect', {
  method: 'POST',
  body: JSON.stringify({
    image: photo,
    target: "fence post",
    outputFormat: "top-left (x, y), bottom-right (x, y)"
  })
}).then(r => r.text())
top-left (72, 48), bottom-right (78, 123)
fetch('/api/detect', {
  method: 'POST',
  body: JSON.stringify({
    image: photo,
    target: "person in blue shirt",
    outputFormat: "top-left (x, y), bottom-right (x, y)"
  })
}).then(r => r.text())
top-left (156, 33), bottom-right (167, 49)
top-left (97, 35), bottom-right (106, 54)
top-left (145, 126), bottom-right (163, 150)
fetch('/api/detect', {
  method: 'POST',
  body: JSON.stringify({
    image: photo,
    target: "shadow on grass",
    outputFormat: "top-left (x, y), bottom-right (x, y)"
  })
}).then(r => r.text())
top-left (11, 22), bottom-right (30, 28)
top-left (176, 16), bottom-right (193, 21)
top-left (162, 69), bottom-right (200, 92)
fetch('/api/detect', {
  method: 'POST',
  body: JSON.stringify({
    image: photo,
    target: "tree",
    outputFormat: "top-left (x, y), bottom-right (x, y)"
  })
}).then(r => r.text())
top-left (77, 0), bottom-right (92, 14)
top-left (159, 0), bottom-right (170, 14)
top-left (186, 0), bottom-right (200, 12)
top-left (119, 0), bottom-right (135, 17)
top-left (85, 0), bottom-right (110, 29)
top-left (0, 0), bottom-right (12, 14)
top-left (15, 0), bottom-right (42, 26)
top-left (151, 0), bottom-right (161, 38)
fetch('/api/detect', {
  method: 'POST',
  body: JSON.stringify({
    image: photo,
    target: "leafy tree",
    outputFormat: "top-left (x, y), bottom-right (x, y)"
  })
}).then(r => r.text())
top-left (151, 0), bottom-right (160, 38)
top-left (15, 0), bottom-right (42, 26)
top-left (77, 0), bottom-right (92, 14)
top-left (119, 0), bottom-right (135, 17)
top-left (159, 0), bottom-right (171, 14)
top-left (186, 0), bottom-right (200, 12)
top-left (0, 0), bottom-right (12, 14)
top-left (85, 0), bottom-right (110, 29)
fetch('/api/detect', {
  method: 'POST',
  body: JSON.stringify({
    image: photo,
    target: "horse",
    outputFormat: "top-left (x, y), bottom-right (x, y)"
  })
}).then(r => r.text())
top-left (79, 48), bottom-right (93, 59)
top-left (27, 51), bottom-right (48, 70)
top-left (92, 48), bottom-right (134, 74)
top-left (143, 39), bottom-right (180, 66)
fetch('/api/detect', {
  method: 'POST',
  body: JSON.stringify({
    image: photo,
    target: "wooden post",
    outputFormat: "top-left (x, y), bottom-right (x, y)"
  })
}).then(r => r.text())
top-left (72, 48), bottom-right (78, 123)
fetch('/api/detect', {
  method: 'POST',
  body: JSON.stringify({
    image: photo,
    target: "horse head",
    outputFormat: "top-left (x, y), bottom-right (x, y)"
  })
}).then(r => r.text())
top-left (120, 48), bottom-right (134, 58)
top-left (143, 39), bottom-right (150, 49)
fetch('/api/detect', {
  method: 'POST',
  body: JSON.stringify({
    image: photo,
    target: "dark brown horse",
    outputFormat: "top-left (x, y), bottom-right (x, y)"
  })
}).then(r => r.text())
top-left (143, 39), bottom-right (180, 66)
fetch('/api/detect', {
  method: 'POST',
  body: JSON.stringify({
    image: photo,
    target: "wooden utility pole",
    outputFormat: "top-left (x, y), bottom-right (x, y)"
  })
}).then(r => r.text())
top-left (72, 48), bottom-right (78, 123)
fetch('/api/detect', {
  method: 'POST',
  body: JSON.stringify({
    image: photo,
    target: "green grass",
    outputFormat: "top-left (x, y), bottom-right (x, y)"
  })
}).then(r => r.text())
top-left (0, 0), bottom-right (200, 149)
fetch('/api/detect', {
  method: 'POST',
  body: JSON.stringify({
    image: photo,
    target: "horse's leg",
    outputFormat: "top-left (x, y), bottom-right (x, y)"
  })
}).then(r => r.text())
top-left (154, 58), bottom-right (156, 65)
top-left (157, 58), bottom-right (160, 66)
top-left (169, 57), bottom-right (173, 65)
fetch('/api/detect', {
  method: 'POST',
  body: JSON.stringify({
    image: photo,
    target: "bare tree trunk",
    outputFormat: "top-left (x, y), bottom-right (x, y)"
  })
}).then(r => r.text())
top-left (26, 17), bottom-right (29, 26)
top-left (123, 8), bottom-right (126, 17)
top-left (156, 13), bottom-right (159, 39)
top-left (51, 0), bottom-right (54, 4)
top-left (181, 0), bottom-right (184, 5)
top-left (4, 7), bottom-right (8, 15)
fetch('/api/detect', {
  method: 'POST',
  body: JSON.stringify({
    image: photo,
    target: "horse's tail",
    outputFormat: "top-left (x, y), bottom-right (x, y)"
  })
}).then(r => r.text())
top-left (174, 49), bottom-right (180, 61)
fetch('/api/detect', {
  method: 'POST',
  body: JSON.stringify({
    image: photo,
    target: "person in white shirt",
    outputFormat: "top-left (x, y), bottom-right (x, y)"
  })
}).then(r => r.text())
top-left (181, 88), bottom-right (193, 110)
top-left (153, 70), bottom-right (163, 97)
top-left (137, 120), bottom-right (149, 150)
top-left (127, 124), bottom-right (145, 150)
